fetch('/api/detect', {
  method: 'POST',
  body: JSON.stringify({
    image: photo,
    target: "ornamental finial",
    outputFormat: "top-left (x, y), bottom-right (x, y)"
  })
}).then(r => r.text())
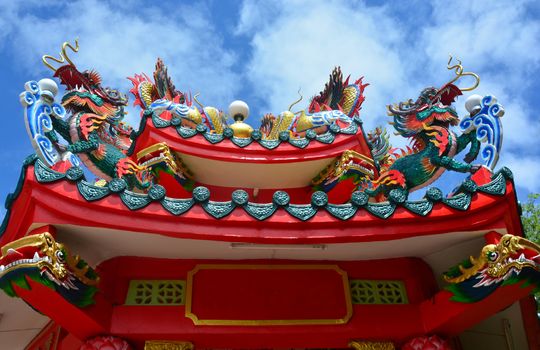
top-left (228, 100), bottom-right (253, 138)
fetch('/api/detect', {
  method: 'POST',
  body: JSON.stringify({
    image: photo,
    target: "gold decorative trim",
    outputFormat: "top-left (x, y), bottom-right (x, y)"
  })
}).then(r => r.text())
top-left (144, 340), bottom-right (194, 350)
top-left (0, 232), bottom-right (98, 286)
top-left (185, 264), bottom-right (353, 326)
top-left (444, 234), bottom-right (540, 283)
top-left (136, 142), bottom-right (193, 179)
top-left (349, 340), bottom-right (395, 350)
top-left (311, 149), bottom-right (375, 186)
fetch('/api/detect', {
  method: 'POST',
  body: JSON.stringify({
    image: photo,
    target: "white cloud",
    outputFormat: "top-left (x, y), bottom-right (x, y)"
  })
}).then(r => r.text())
top-left (419, 0), bottom-right (540, 196)
top-left (240, 0), bottom-right (414, 133)
top-left (422, 0), bottom-right (540, 78)
top-left (501, 153), bottom-right (540, 194)
top-left (1, 0), bottom-right (240, 126)
top-left (235, 0), bottom-right (280, 35)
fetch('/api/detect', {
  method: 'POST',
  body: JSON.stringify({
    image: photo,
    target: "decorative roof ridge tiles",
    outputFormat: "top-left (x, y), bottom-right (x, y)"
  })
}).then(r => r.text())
top-left (0, 155), bottom-right (514, 238)
top-left (126, 110), bottom-right (362, 156)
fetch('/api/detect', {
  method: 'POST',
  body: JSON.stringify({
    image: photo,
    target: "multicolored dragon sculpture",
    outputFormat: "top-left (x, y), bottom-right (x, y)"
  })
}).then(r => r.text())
top-left (24, 41), bottom-right (504, 204)
top-left (260, 67), bottom-right (368, 139)
top-left (444, 233), bottom-right (540, 302)
top-left (361, 57), bottom-right (504, 199)
top-left (22, 40), bottom-right (192, 191)
top-left (0, 232), bottom-right (99, 307)
top-left (309, 58), bottom-right (505, 202)
top-left (129, 59), bottom-right (228, 134)
top-left (310, 127), bottom-right (390, 199)
top-left (40, 40), bottom-right (152, 189)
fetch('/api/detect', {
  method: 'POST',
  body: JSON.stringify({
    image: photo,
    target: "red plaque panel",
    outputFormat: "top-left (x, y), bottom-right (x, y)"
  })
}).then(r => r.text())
top-left (185, 264), bottom-right (352, 325)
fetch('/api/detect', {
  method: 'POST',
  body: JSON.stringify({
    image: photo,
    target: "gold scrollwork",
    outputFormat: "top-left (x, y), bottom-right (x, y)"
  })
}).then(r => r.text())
top-left (349, 340), bottom-right (396, 350)
top-left (136, 142), bottom-right (193, 179)
top-left (144, 340), bottom-right (194, 350)
top-left (311, 149), bottom-right (375, 186)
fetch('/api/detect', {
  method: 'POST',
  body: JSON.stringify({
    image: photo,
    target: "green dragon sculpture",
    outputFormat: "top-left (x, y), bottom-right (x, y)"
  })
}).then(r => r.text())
top-left (0, 232), bottom-right (99, 307)
top-left (36, 40), bottom-right (152, 190)
top-left (23, 40), bottom-right (193, 191)
top-left (363, 58), bottom-right (487, 199)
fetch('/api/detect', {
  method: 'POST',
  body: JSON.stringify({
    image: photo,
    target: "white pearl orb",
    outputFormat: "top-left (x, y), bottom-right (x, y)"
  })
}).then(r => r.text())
top-left (38, 78), bottom-right (59, 97)
top-left (465, 94), bottom-right (483, 114)
top-left (229, 100), bottom-right (249, 120)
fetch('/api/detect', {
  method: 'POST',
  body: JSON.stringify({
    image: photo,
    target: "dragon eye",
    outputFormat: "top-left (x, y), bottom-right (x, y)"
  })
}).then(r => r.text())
top-left (488, 251), bottom-right (498, 261)
top-left (55, 251), bottom-right (65, 262)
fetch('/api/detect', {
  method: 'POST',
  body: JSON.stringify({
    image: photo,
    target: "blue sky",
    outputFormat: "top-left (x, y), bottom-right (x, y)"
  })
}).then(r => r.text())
top-left (0, 0), bottom-right (539, 219)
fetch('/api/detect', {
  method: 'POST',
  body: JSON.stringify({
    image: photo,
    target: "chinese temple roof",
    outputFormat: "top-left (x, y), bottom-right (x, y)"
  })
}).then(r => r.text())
top-left (1, 41), bottom-right (539, 350)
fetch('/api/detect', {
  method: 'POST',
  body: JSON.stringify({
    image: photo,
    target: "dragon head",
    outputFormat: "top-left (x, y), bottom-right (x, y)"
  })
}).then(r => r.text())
top-left (479, 235), bottom-right (540, 281)
top-left (312, 150), bottom-right (376, 194)
top-left (388, 57), bottom-right (480, 137)
top-left (42, 40), bottom-right (128, 123)
top-left (0, 232), bottom-right (99, 307)
top-left (388, 83), bottom-right (462, 136)
top-left (444, 234), bottom-right (540, 289)
top-left (136, 143), bottom-right (194, 192)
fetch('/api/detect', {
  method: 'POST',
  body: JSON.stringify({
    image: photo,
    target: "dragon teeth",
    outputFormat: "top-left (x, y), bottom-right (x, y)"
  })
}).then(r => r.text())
top-left (0, 265), bottom-right (4, 272)
top-left (33, 252), bottom-right (40, 262)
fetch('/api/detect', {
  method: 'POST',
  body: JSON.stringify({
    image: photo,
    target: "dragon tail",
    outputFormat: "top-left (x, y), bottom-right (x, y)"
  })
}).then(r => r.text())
top-left (260, 112), bottom-right (296, 140)
top-left (309, 67), bottom-right (368, 118)
top-left (128, 73), bottom-right (156, 110)
top-left (153, 58), bottom-right (184, 102)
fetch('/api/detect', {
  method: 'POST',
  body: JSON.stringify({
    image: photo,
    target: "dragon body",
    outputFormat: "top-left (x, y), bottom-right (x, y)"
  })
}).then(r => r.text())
top-left (360, 58), bottom-right (508, 200)
top-left (0, 232), bottom-right (98, 307)
top-left (51, 64), bottom-right (152, 190)
top-left (364, 81), bottom-right (482, 199)
top-left (28, 40), bottom-right (154, 190)
top-left (260, 67), bottom-right (368, 139)
top-left (129, 59), bottom-right (228, 134)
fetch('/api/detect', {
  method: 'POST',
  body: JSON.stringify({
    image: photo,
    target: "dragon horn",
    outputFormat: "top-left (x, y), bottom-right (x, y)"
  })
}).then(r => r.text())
top-left (193, 93), bottom-right (204, 109)
top-left (446, 55), bottom-right (480, 91)
top-left (387, 104), bottom-right (411, 116)
top-left (288, 88), bottom-right (303, 111)
top-left (42, 39), bottom-right (79, 72)
top-left (62, 39), bottom-right (79, 66)
top-left (516, 236), bottom-right (540, 253)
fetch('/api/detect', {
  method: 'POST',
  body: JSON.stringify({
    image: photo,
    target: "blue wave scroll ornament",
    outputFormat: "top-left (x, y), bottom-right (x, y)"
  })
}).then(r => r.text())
top-left (460, 95), bottom-right (504, 170)
top-left (20, 79), bottom-right (80, 168)
top-left (309, 110), bottom-right (352, 128)
top-left (150, 99), bottom-right (190, 119)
